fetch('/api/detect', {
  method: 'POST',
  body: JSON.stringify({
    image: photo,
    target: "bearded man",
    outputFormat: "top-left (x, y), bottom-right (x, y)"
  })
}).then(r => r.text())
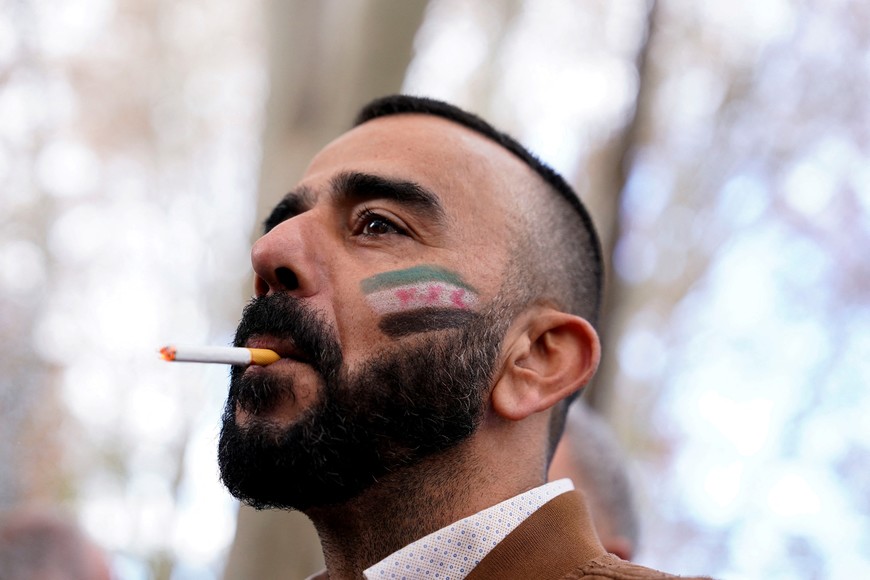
top-left (218, 95), bottom-right (711, 580)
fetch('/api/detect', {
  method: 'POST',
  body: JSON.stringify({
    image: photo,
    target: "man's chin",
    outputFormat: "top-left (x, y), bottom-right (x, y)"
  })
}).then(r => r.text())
top-left (217, 411), bottom-right (381, 511)
top-left (217, 420), bottom-right (307, 510)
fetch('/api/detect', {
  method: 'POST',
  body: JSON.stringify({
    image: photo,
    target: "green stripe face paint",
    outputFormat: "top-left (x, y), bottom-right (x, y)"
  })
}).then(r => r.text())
top-left (361, 265), bottom-right (480, 337)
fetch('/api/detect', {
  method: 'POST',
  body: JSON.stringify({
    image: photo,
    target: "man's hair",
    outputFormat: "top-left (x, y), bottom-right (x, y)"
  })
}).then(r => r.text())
top-left (561, 402), bottom-right (640, 550)
top-left (354, 95), bottom-right (604, 449)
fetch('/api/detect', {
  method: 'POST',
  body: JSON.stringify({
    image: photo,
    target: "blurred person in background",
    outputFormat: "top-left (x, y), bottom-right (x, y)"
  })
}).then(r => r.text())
top-left (0, 505), bottom-right (112, 580)
top-left (216, 95), bottom-right (711, 579)
top-left (549, 401), bottom-right (639, 561)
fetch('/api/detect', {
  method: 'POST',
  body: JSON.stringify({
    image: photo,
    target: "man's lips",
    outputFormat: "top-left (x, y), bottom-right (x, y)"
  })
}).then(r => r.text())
top-left (245, 336), bottom-right (310, 363)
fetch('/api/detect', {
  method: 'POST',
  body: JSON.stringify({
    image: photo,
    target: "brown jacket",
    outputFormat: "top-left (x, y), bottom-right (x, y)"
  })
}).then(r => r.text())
top-left (464, 491), bottom-right (713, 580)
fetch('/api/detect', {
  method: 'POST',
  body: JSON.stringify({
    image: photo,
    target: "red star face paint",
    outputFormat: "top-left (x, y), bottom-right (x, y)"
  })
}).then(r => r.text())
top-left (361, 265), bottom-right (481, 338)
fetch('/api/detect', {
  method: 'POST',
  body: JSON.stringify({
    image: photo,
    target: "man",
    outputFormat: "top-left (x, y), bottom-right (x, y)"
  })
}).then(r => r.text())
top-left (218, 95), bottom-right (710, 579)
top-left (549, 402), bottom-right (639, 561)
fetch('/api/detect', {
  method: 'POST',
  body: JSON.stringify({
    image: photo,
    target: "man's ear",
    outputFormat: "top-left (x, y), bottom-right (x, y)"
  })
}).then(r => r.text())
top-left (491, 308), bottom-right (600, 422)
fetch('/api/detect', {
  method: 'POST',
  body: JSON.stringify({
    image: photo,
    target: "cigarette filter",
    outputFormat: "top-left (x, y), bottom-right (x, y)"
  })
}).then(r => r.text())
top-left (159, 345), bottom-right (280, 366)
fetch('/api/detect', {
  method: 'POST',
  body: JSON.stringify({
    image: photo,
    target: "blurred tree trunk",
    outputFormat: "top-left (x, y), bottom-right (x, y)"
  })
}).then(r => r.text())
top-left (222, 2), bottom-right (428, 579)
top-left (255, 0), bottom-right (430, 222)
top-left (582, 0), bottom-right (660, 412)
top-left (0, 2), bottom-right (74, 516)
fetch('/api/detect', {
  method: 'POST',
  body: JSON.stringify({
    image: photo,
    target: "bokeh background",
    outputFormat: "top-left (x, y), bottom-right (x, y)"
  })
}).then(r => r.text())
top-left (1, 0), bottom-right (868, 578)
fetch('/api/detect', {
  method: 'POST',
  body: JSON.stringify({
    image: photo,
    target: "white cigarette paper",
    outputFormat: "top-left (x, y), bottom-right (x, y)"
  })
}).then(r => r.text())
top-left (159, 345), bottom-right (280, 366)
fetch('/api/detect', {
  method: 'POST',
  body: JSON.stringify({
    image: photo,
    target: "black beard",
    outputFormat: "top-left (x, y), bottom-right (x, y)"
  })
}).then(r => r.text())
top-left (217, 293), bottom-right (506, 511)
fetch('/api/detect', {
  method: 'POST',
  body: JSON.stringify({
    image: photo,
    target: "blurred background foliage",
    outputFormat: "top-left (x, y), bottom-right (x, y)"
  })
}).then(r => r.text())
top-left (0, 0), bottom-right (867, 578)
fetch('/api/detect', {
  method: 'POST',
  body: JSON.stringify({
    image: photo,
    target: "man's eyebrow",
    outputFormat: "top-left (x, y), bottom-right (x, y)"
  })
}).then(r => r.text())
top-left (330, 171), bottom-right (447, 224)
top-left (262, 186), bottom-right (315, 233)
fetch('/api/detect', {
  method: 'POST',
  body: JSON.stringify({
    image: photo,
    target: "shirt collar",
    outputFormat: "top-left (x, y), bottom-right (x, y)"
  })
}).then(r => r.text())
top-left (363, 479), bottom-right (574, 580)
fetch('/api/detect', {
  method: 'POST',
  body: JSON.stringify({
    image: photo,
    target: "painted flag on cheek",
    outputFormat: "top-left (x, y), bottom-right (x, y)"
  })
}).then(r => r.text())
top-left (361, 265), bottom-right (481, 338)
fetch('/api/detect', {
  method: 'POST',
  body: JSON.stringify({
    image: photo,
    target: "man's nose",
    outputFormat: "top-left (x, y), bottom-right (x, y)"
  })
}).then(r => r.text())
top-left (250, 217), bottom-right (323, 298)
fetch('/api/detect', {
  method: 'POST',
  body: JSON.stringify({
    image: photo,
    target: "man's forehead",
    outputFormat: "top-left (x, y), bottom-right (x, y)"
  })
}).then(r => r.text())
top-left (330, 113), bottom-right (495, 153)
top-left (303, 114), bottom-right (531, 193)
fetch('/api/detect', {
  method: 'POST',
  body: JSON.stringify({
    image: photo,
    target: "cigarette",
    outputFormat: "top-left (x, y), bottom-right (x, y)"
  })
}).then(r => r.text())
top-left (159, 345), bottom-right (280, 366)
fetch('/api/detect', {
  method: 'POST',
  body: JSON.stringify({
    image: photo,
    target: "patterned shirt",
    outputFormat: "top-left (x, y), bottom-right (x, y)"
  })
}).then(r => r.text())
top-left (363, 479), bottom-right (574, 580)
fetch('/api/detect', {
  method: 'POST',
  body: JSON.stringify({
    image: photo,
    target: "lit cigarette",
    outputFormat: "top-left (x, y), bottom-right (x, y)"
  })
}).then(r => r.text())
top-left (159, 345), bottom-right (280, 366)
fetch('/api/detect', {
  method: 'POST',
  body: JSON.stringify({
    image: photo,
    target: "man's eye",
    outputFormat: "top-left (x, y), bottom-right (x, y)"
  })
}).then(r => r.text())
top-left (356, 210), bottom-right (407, 237)
top-left (363, 218), bottom-right (397, 235)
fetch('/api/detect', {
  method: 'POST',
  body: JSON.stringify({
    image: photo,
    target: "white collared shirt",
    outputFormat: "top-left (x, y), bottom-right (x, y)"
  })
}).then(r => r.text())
top-left (363, 479), bottom-right (574, 580)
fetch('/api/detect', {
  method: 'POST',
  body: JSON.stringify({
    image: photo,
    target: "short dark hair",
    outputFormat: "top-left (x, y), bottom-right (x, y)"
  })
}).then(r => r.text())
top-left (354, 95), bottom-right (603, 326)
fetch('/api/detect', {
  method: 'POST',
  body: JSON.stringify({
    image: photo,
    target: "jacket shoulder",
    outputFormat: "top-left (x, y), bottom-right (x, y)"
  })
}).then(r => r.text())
top-left (562, 553), bottom-right (715, 580)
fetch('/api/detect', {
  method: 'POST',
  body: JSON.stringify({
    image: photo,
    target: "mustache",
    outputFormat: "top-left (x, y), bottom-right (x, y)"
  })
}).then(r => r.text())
top-left (232, 293), bottom-right (341, 380)
top-left (229, 294), bottom-right (343, 416)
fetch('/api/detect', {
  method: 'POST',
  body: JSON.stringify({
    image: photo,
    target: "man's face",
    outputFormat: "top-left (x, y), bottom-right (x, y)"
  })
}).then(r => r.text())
top-left (218, 115), bottom-right (531, 509)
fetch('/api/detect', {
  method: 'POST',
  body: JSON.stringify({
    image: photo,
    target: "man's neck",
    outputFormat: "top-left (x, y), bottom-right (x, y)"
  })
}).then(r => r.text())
top-left (304, 442), bottom-right (530, 580)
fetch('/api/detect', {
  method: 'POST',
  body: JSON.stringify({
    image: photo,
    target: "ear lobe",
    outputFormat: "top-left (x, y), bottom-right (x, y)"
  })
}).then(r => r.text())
top-left (491, 309), bottom-right (600, 422)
